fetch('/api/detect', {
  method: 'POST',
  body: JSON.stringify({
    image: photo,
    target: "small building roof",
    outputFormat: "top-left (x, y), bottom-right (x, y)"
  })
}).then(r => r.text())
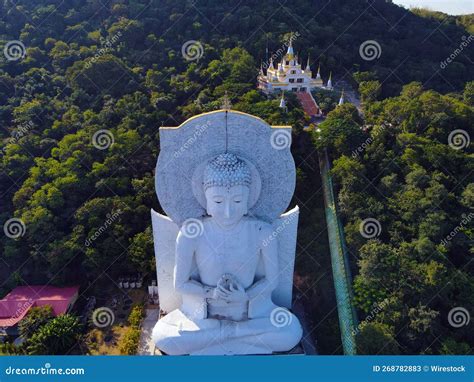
top-left (0, 285), bottom-right (79, 328)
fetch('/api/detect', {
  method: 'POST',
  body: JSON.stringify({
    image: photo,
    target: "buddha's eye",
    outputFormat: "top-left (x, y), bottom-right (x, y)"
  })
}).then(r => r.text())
top-left (234, 200), bottom-right (242, 203)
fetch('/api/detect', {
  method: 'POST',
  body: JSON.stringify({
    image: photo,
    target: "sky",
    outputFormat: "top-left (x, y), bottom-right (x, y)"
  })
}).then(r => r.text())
top-left (393, 0), bottom-right (473, 15)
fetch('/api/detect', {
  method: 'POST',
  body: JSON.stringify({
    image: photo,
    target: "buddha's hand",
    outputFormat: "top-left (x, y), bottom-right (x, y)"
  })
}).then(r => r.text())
top-left (204, 286), bottom-right (226, 300)
top-left (217, 282), bottom-right (249, 303)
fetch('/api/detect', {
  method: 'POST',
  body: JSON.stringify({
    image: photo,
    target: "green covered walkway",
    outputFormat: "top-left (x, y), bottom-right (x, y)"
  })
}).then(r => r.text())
top-left (297, 92), bottom-right (358, 354)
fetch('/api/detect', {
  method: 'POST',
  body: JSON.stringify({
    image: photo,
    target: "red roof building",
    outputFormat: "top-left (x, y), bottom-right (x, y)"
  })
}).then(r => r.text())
top-left (0, 286), bottom-right (79, 328)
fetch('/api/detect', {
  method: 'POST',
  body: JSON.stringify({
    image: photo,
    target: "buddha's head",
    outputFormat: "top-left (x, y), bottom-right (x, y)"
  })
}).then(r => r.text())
top-left (203, 153), bottom-right (251, 229)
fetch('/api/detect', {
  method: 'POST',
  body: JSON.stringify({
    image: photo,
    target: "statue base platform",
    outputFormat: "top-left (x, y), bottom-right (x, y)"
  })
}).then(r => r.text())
top-left (147, 299), bottom-right (316, 356)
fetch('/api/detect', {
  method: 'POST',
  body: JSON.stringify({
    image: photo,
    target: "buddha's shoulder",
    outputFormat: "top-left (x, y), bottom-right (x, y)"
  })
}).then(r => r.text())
top-left (243, 217), bottom-right (273, 234)
top-left (177, 218), bottom-right (207, 244)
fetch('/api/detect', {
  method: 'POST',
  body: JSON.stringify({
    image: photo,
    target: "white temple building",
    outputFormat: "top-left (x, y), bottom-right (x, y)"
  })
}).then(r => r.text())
top-left (258, 41), bottom-right (328, 94)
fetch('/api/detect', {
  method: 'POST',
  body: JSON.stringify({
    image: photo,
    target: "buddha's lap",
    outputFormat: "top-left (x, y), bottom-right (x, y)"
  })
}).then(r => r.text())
top-left (153, 309), bottom-right (302, 355)
top-left (153, 308), bottom-right (301, 337)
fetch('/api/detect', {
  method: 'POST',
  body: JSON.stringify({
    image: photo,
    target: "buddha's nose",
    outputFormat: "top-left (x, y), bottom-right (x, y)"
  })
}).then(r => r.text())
top-left (225, 203), bottom-right (231, 218)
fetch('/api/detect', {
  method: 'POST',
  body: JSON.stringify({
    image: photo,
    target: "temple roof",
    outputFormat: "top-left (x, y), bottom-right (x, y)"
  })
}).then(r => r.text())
top-left (0, 285), bottom-right (79, 328)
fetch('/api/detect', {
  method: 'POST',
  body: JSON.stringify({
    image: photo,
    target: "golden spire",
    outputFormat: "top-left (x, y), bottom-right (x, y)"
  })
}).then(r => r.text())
top-left (286, 39), bottom-right (294, 59)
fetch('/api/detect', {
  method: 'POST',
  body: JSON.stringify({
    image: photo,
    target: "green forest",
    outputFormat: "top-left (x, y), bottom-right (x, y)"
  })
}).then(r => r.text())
top-left (0, 0), bottom-right (472, 355)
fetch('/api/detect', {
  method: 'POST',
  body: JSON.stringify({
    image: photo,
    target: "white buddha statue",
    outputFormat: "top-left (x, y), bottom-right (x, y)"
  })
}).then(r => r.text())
top-left (152, 153), bottom-right (302, 355)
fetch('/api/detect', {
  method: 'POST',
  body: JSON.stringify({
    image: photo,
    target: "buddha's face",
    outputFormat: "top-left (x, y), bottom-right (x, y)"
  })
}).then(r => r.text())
top-left (205, 185), bottom-right (249, 229)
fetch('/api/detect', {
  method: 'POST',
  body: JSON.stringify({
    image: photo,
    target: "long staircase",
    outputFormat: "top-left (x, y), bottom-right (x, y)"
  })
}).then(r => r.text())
top-left (296, 91), bottom-right (319, 117)
top-left (297, 90), bottom-right (358, 355)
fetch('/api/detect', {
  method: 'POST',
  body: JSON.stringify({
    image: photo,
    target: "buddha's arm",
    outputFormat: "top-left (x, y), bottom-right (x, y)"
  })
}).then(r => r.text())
top-left (246, 225), bottom-right (279, 300)
top-left (173, 230), bottom-right (215, 299)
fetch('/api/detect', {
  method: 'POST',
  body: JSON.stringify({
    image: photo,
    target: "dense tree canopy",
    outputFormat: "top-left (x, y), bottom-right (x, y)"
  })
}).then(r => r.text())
top-left (0, 0), bottom-right (472, 354)
top-left (320, 81), bottom-right (473, 354)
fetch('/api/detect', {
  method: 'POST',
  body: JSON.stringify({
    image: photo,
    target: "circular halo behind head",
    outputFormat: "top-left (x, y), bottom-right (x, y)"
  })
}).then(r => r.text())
top-left (156, 110), bottom-right (295, 225)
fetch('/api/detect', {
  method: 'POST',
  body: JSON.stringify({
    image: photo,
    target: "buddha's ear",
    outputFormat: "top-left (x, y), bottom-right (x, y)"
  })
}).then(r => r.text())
top-left (203, 188), bottom-right (211, 215)
top-left (244, 186), bottom-right (251, 214)
top-left (243, 202), bottom-right (249, 215)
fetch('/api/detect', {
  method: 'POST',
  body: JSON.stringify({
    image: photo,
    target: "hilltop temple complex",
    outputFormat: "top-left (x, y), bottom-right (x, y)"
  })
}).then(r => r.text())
top-left (258, 41), bottom-right (332, 94)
